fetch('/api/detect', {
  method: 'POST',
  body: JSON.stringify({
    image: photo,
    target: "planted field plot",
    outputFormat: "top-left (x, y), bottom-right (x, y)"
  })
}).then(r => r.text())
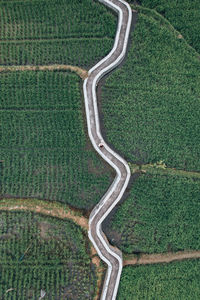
top-left (104, 174), bottom-right (200, 254)
top-left (101, 12), bottom-right (200, 171)
top-left (0, 71), bottom-right (112, 209)
top-left (0, 0), bottom-right (116, 67)
top-left (0, 211), bottom-right (95, 300)
top-left (117, 260), bottom-right (200, 300)
top-left (0, 39), bottom-right (114, 67)
top-left (139, 0), bottom-right (200, 53)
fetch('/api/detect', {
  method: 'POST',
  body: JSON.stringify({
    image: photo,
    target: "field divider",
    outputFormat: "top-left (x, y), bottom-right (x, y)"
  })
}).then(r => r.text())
top-left (0, 198), bottom-right (88, 230)
top-left (123, 250), bottom-right (200, 266)
top-left (128, 162), bottom-right (200, 179)
top-left (0, 65), bottom-right (88, 79)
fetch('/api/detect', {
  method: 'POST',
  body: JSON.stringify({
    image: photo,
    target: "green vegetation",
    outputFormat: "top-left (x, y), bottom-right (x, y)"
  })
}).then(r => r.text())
top-left (139, 0), bottom-right (200, 53)
top-left (118, 260), bottom-right (200, 300)
top-left (101, 12), bottom-right (200, 171)
top-left (0, 0), bottom-right (116, 67)
top-left (0, 211), bottom-right (95, 300)
top-left (0, 71), bottom-right (112, 209)
top-left (0, 0), bottom-right (115, 40)
top-left (0, 39), bottom-right (113, 67)
top-left (105, 174), bottom-right (200, 254)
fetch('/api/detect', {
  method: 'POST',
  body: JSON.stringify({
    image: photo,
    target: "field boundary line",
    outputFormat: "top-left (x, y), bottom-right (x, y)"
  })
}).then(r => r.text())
top-left (0, 198), bottom-right (88, 230)
top-left (129, 162), bottom-right (200, 179)
top-left (123, 250), bottom-right (200, 266)
top-left (83, 0), bottom-right (132, 299)
top-left (0, 64), bottom-right (88, 79)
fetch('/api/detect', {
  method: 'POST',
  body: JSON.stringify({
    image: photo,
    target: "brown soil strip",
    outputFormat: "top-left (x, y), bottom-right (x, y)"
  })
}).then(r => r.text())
top-left (129, 162), bottom-right (200, 179)
top-left (0, 198), bottom-right (88, 230)
top-left (0, 65), bottom-right (88, 79)
top-left (123, 250), bottom-right (200, 266)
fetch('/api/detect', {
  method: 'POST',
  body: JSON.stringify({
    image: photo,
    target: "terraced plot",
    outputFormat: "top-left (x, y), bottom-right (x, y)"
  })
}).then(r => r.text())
top-left (118, 259), bottom-right (200, 300)
top-left (0, 71), bottom-right (112, 209)
top-left (0, 211), bottom-right (96, 300)
top-left (0, 39), bottom-right (114, 67)
top-left (101, 11), bottom-right (200, 171)
top-left (139, 0), bottom-right (200, 52)
top-left (104, 174), bottom-right (200, 254)
top-left (0, 0), bottom-right (116, 67)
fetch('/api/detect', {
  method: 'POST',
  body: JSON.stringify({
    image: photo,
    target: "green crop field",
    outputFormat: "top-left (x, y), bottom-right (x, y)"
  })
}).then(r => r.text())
top-left (0, 71), bottom-right (112, 209)
top-left (0, 38), bottom-right (114, 67)
top-left (101, 11), bottom-right (200, 171)
top-left (0, 0), bottom-right (116, 67)
top-left (104, 174), bottom-right (200, 254)
top-left (139, 0), bottom-right (200, 53)
top-left (0, 211), bottom-right (95, 300)
top-left (117, 260), bottom-right (200, 300)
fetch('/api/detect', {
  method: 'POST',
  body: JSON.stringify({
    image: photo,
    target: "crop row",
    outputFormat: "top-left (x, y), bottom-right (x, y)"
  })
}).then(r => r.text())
top-left (0, 211), bottom-right (96, 299)
top-left (0, 0), bottom-right (116, 40)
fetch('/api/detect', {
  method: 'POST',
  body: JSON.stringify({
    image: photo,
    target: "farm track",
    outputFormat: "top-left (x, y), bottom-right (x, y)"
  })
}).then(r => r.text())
top-left (0, 198), bottom-right (89, 230)
top-left (83, 0), bottom-right (132, 299)
top-left (0, 64), bottom-right (88, 79)
top-left (123, 251), bottom-right (200, 266)
top-left (129, 163), bottom-right (200, 179)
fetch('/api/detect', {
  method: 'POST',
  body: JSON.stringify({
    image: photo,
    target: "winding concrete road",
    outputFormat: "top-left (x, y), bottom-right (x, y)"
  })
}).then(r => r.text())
top-left (83, 0), bottom-right (132, 299)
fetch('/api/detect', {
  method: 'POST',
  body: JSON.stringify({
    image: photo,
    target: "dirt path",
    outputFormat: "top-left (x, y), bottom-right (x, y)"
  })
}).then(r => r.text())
top-left (0, 198), bottom-right (88, 230)
top-left (0, 65), bottom-right (88, 79)
top-left (123, 250), bottom-right (200, 266)
top-left (129, 162), bottom-right (200, 179)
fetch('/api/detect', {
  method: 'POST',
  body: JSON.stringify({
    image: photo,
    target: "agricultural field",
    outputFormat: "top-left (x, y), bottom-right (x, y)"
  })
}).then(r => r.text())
top-left (117, 259), bottom-right (200, 300)
top-left (138, 0), bottom-right (200, 53)
top-left (104, 174), bottom-right (200, 254)
top-left (0, 210), bottom-right (96, 300)
top-left (0, 0), bottom-right (116, 67)
top-left (101, 10), bottom-right (200, 171)
top-left (0, 71), bottom-right (112, 209)
top-left (0, 39), bottom-right (114, 67)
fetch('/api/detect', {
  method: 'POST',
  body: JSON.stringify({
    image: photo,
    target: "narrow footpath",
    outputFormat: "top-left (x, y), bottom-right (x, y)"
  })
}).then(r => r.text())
top-left (83, 1), bottom-right (132, 299)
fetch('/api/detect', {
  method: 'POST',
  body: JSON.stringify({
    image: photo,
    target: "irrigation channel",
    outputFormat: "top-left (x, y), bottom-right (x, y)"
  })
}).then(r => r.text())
top-left (83, 0), bottom-right (132, 299)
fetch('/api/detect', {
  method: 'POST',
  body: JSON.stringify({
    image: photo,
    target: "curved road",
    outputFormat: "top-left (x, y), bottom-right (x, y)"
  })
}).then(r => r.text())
top-left (83, 1), bottom-right (132, 299)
